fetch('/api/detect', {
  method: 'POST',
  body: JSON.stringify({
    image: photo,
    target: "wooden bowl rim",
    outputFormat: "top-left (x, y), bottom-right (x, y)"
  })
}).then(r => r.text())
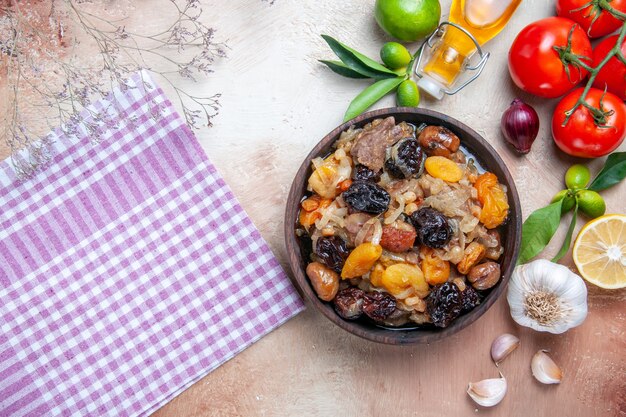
top-left (284, 107), bottom-right (522, 345)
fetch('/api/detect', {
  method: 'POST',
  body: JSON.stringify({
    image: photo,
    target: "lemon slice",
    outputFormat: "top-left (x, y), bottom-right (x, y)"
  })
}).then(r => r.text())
top-left (572, 214), bottom-right (626, 289)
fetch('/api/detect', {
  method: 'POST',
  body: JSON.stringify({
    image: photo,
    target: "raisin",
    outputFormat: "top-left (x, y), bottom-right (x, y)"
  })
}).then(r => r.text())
top-left (426, 282), bottom-right (462, 328)
top-left (342, 181), bottom-right (391, 215)
top-left (460, 285), bottom-right (480, 314)
top-left (385, 138), bottom-right (425, 179)
top-left (333, 287), bottom-right (365, 320)
top-left (352, 164), bottom-right (382, 183)
top-left (362, 291), bottom-right (396, 322)
top-left (315, 236), bottom-right (349, 273)
top-left (410, 207), bottom-right (453, 249)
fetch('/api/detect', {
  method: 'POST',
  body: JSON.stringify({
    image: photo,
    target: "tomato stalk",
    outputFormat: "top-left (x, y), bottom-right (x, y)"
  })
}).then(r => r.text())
top-left (559, 15), bottom-right (626, 127)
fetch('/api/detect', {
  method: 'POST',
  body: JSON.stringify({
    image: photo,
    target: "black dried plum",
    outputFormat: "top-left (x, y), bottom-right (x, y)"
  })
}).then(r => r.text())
top-left (362, 292), bottom-right (396, 322)
top-left (460, 285), bottom-right (480, 314)
top-left (426, 282), bottom-right (462, 328)
top-left (352, 164), bottom-right (382, 183)
top-left (342, 181), bottom-right (391, 215)
top-left (315, 236), bottom-right (349, 273)
top-left (410, 207), bottom-right (453, 249)
top-left (385, 138), bottom-right (425, 179)
top-left (333, 287), bottom-right (365, 320)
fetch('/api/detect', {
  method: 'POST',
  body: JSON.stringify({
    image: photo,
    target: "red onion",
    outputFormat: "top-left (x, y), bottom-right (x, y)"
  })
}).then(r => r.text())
top-left (501, 98), bottom-right (540, 154)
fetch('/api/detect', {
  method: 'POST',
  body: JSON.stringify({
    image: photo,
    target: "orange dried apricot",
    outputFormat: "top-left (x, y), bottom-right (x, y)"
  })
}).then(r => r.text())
top-left (341, 242), bottom-right (383, 279)
top-left (299, 198), bottom-right (331, 229)
top-left (381, 263), bottom-right (428, 298)
top-left (369, 262), bottom-right (385, 287)
top-left (424, 156), bottom-right (463, 182)
top-left (474, 172), bottom-right (509, 229)
top-left (420, 247), bottom-right (450, 285)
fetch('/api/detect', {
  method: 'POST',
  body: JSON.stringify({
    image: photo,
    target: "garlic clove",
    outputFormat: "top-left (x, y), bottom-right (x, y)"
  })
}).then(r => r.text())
top-left (531, 350), bottom-right (562, 384)
top-left (467, 374), bottom-right (507, 407)
top-left (490, 333), bottom-right (520, 364)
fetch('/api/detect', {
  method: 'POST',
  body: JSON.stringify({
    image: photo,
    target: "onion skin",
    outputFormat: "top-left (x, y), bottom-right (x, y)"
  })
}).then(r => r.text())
top-left (501, 99), bottom-right (540, 154)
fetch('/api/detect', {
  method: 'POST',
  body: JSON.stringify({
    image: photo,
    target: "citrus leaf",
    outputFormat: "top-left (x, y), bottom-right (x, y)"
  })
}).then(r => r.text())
top-left (344, 77), bottom-right (405, 122)
top-left (319, 60), bottom-right (369, 79)
top-left (551, 201), bottom-right (578, 263)
top-left (321, 35), bottom-right (397, 79)
top-left (588, 151), bottom-right (626, 191)
top-left (518, 200), bottom-right (564, 265)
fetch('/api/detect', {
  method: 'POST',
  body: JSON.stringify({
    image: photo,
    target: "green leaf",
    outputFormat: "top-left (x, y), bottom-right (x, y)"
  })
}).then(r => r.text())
top-left (518, 200), bottom-right (564, 265)
top-left (588, 152), bottom-right (626, 191)
top-left (551, 201), bottom-right (578, 263)
top-left (321, 35), bottom-right (397, 79)
top-left (343, 77), bottom-right (405, 122)
top-left (319, 60), bottom-right (369, 79)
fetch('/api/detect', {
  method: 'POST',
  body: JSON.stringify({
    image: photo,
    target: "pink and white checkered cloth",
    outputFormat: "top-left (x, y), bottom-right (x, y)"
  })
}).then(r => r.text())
top-left (0, 73), bottom-right (304, 417)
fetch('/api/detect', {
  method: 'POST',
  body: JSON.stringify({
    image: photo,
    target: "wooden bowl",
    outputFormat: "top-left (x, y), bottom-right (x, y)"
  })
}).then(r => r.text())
top-left (284, 108), bottom-right (522, 345)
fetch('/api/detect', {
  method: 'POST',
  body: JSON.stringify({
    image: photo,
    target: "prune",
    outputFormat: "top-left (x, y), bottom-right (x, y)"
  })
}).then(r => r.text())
top-left (385, 138), bottom-right (425, 179)
top-left (333, 287), bottom-right (365, 320)
top-left (363, 291), bottom-right (396, 322)
top-left (352, 164), bottom-right (382, 183)
top-left (460, 285), bottom-right (480, 314)
top-left (426, 282), bottom-right (462, 328)
top-left (342, 181), bottom-right (391, 215)
top-left (315, 236), bottom-right (349, 273)
top-left (409, 207), bottom-right (453, 249)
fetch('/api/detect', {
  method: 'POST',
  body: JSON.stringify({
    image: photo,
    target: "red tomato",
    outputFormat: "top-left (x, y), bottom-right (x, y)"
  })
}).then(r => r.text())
top-left (592, 35), bottom-right (626, 100)
top-left (556, 0), bottom-right (626, 38)
top-left (508, 17), bottom-right (592, 98)
top-left (552, 88), bottom-right (626, 158)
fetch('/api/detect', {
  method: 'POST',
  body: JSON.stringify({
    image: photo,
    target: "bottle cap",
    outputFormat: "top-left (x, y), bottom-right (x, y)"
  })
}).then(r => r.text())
top-left (417, 77), bottom-right (445, 100)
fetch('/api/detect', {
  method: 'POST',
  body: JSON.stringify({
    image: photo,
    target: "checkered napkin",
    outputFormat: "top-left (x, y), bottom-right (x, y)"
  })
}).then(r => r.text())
top-left (0, 73), bottom-right (304, 417)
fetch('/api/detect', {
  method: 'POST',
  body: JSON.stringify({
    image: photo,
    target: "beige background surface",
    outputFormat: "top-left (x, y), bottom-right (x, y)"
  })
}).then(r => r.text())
top-left (3, 0), bottom-right (625, 416)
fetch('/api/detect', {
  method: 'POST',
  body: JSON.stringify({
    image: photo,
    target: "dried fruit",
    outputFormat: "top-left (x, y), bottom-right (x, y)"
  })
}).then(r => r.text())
top-left (424, 156), bottom-right (463, 182)
top-left (460, 285), bottom-right (480, 313)
top-left (352, 164), bottom-right (382, 182)
top-left (342, 181), bottom-right (391, 214)
top-left (363, 291), bottom-right (397, 321)
top-left (306, 262), bottom-right (340, 301)
top-left (468, 261), bottom-right (501, 290)
top-left (301, 195), bottom-right (321, 212)
top-left (427, 282), bottom-right (462, 328)
top-left (369, 262), bottom-right (385, 287)
top-left (334, 287), bottom-right (365, 319)
top-left (315, 236), bottom-right (350, 273)
top-left (341, 242), bottom-right (383, 279)
top-left (420, 246), bottom-right (450, 285)
top-left (380, 220), bottom-right (417, 252)
top-left (475, 172), bottom-right (509, 229)
top-left (298, 197), bottom-right (332, 229)
top-left (418, 125), bottom-right (460, 158)
top-left (457, 242), bottom-right (486, 275)
top-left (410, 207), bottom-right (453, 249)
top-left (381, 263), bottom-right (429, 298)
top-left (385, 138), bottom-right (425, 179)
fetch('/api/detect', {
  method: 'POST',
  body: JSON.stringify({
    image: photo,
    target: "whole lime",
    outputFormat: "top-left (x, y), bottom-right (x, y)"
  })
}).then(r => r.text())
top-left (577, 189), bottom-right (606, 218)
top-left (375, 0), bottom-right (441, 42)
top-left (551, 189), bottom-right (576, 214)
top-left (380, 42), bottom-right (412, 70)
top-left (396, 79), bottom-right (420, 106)
top-left (565, 164), bottom-right (591, 189)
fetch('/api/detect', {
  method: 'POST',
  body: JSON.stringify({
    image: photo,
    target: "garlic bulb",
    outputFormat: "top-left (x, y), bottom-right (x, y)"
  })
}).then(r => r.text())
top-left (467, 374), bottom-right (507, 407)
top-left (507, 259), bottom-right (588, 334)
top-left (531, 350), bottom-right (562, 384)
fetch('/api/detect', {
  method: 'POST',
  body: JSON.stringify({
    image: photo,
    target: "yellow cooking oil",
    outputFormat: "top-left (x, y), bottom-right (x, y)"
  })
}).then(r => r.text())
top-left (423, 0), bottom-right (522, 87)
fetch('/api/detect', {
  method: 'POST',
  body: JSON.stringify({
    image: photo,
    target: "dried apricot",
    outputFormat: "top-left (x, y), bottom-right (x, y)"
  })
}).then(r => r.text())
top-left (298, 198), bottom-right (331, 229)
top-left (457, 242), bottom-right (486, 275)
top-left (420, 247), bottom-right (450, 285)
top-left (381, 263), bottom-right (429, 298)
top-left (370, 263), bottom-right (385, 287)
top-left (474, 172), bottom-right (509, 229)
top-left (301, 195), bottom-right (321, 212)
top-left (341, 242), bottom-right (383, 279)
top-left (424, 156), bottom-right (463, 183)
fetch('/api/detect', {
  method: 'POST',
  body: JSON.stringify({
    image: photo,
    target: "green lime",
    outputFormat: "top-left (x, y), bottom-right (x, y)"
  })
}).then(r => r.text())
top-left (565, 164), bottom-right (591, 189)
top-left (396, 79), bottom-right (420, 107)
top-left (576, 189), bottom-right (606, 218)
top-left (551, 189), bottom-right (576, 214)
top-left (375, 0), bottom-right (441, 42)
top-left (380, 42), bottom-right (412, 70)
